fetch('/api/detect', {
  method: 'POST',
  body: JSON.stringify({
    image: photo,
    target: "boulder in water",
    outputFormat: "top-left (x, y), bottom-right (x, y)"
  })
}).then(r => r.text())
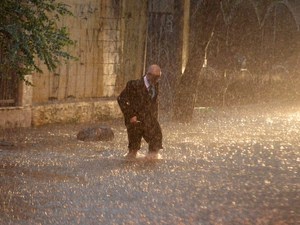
top-left (77, 126), bottom-right (114, 141)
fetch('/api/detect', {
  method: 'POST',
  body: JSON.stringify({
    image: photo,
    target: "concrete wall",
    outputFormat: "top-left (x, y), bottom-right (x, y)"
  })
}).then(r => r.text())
top-left (0, 0), bottom-right (126, 129)
top-left (0, 107), bottom-right (32, 128)
top-left (0, 0), bottom-right (153, 129)
top-left (114, 0), bottom-right (147, 94)
top-left (0, 75), bottom-right (32, 128)
top-left (32, 0), bottom-right (122, 103)
top-left (32, 99), bottom-right (122, 126)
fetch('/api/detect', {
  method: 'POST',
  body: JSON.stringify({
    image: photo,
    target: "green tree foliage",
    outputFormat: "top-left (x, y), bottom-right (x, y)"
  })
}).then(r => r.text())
top-left (0, 0), bottom-right (75, 83)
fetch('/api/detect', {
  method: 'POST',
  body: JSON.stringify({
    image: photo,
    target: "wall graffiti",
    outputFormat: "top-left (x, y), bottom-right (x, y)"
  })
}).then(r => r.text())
top-left (165, 14), bottom-right (174, 32)
top-left (74, 2), bottom-right (98, 19)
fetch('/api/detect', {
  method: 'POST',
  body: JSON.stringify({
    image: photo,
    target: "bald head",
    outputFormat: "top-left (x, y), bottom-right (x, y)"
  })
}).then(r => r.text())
top-left (146, 64), bottom-right (161, 84)
top-left (147, 64), bottom-right (161, 75)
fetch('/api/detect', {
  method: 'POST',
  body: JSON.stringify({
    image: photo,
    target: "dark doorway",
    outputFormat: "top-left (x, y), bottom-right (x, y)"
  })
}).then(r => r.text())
top-left (146, 0), bottom-right (183, 112)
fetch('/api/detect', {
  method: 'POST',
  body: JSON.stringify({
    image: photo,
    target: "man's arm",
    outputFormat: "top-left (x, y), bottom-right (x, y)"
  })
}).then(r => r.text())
top-left (117, 81), bottom-right (136, 120)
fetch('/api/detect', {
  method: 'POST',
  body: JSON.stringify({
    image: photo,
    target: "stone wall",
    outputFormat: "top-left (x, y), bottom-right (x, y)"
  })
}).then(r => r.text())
top-left (0, 0), bottom-right (124, 129)
top-left (0, 75), bottom-right (32, 129)
top-left (0, 0), bottom-right (143, 129)
top-left (0, 107), bottom-right (32, 128)
top-left (32, 0), bottom-right (122, 103)
top-left (32, 99), bottom-right (122, 126)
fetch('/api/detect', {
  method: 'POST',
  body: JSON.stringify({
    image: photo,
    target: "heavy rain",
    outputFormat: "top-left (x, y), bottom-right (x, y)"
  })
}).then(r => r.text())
top-left (1, 102), bottom-right (299, 224)
top-left (1, 0), bottom-right (300, 224)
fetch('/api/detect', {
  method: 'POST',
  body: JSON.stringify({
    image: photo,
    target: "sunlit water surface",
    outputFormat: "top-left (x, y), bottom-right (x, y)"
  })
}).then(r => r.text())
top-left (0, 102), bottom-right (299, 224)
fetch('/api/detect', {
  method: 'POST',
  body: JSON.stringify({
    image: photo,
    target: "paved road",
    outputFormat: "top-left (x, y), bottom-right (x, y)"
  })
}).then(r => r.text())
top-left (0, 102), bottom-right (299, 224)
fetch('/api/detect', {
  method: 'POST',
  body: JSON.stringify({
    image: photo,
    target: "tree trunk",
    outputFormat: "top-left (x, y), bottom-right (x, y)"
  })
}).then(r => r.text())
top-left (173, 0), bottom-right (221, 122)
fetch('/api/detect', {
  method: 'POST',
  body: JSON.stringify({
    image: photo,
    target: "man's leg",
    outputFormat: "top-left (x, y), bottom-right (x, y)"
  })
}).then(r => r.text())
top-left (145, 121), bottom-right (163, 159)
top-left (125, 123), bottom-right (143, 158)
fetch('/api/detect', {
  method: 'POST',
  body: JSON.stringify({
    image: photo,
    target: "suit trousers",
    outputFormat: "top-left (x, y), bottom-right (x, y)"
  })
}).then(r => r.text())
top-left (126, 119), bottom-right (162, 152)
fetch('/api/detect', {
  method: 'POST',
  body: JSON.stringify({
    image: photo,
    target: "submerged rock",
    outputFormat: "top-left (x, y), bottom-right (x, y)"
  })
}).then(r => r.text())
top-left (77, 126), bottom-right (114, 141)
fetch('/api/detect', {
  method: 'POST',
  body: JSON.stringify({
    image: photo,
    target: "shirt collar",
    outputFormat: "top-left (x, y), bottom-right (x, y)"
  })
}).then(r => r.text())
top-left (144, 75), bottom-right (151, 89)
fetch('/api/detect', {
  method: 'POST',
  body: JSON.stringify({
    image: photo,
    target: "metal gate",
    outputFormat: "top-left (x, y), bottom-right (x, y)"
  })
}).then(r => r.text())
top-left (146, 0), bottom-right (183, 111)
top-left (0, 73), bottom-right (18, 107)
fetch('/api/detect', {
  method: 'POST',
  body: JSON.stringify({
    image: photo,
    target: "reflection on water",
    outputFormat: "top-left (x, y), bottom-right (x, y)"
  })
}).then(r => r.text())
top-left (0, 102), bottom-right (299, 224)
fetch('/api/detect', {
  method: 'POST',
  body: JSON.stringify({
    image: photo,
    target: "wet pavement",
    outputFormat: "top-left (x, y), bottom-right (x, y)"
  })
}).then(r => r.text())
top-left (0, 101), bottom-right (299, 224)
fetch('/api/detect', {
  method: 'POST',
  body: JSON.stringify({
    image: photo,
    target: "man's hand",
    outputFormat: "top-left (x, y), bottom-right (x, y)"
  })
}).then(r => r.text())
top-left (130, 116), bottom-right (140, 124)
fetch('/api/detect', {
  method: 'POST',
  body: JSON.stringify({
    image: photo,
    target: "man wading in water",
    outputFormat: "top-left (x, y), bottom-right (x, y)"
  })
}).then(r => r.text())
top-left (117, 64), bottom-right (163, 159)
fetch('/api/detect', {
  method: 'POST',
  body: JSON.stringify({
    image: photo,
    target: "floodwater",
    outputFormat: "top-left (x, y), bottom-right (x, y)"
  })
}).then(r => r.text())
top-left (0, 101), bottom-right (299, 224)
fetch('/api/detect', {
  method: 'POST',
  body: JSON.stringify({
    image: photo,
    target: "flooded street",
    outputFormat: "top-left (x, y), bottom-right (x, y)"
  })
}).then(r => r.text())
top-left (0, 102), bottom-right (299, 224)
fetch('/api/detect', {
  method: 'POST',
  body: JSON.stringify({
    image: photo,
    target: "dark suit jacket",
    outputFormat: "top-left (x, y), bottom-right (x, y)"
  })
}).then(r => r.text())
top-left (117, 76), bottom-right (159, 126)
